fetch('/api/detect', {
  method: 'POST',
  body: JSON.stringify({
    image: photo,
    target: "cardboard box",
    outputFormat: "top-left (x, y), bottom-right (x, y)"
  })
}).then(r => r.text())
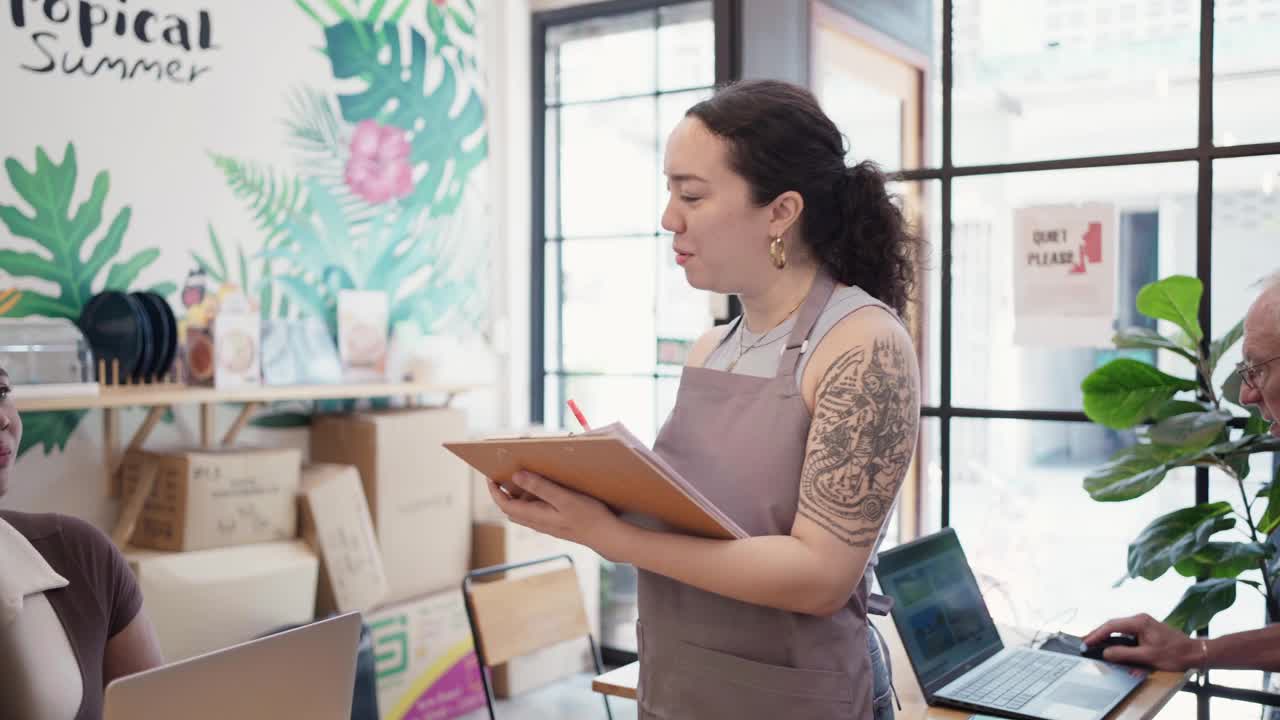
top-left (366, 589), bottom-right (486, 720)
top-left (299, 463), bottom-right (390, 615)
top-left (126, 540), bottom-right (319, 662)
top-left (470, 522), bottom-right (601, 698)
top-left (120, 447), bottom-right (302, 552)
top-left (309, 409), bottom-right (470, 602)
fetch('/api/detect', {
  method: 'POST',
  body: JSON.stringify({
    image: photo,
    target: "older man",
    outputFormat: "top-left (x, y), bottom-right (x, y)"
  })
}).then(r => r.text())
top-left (1084, 271), bottom-right (1280, 671)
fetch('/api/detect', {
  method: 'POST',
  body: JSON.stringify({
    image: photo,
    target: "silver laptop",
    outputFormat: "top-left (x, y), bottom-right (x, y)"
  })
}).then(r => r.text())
top-left (877, 530), bottom-right (1147, 720)
top-left (105, 611), bottom-right (362, 720)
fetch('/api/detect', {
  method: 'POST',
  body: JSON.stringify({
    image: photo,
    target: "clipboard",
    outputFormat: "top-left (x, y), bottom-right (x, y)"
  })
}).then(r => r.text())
top-left (443, 423), bottom-right (747, 540)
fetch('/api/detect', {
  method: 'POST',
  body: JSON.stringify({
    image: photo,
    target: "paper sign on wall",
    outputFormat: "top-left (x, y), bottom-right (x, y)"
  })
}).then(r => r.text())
top-left (1013, 203), bottom-right (1117, 347)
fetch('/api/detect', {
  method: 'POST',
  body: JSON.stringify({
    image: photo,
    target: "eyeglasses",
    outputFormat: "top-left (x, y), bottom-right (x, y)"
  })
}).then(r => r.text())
top-left (1237, 354), bottom-right (1280, 391)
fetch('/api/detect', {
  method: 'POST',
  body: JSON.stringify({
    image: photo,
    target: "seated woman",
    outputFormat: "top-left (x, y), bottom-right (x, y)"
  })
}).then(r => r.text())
top-left (0, 366), bottom-right (164, 719)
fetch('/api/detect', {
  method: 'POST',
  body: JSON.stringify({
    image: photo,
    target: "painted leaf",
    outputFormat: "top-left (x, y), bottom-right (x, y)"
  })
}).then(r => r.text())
top-left (1136, 275), bottom-right (1204, 344)
top-left (0, 144), bottom-right (155, 319)
top-left (17, 409), bottom-right (87, 457)
top-left (1081, 358), bottom-right (1198, 430)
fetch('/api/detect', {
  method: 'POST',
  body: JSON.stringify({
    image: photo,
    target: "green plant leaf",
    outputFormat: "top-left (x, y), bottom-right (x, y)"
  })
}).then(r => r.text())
top-left (1150, 399), bottom-right (1211, 421)
top-left (1127, 503), bottom-right (1235, 580)
top-left (1165, 578), bottom-right (1238, 633)
top-left (1137, 275), bottom-right (1204, 344)
top-left (238, 242), bottom-right (250, 291)
top-left (190, 250), bottom-right (225, 283)
top-left (209, 154), bottom-right (306, 250)
top-left (1084, 443), bottom-right (1189, 501)
top-left (1247, 408), bottom-right (1272, 436)
top-left (104, 248), bottom-right (160, 291)
top-left (207, 223), bottom-right (229, 279)
top-left (1260, 468), bottom-right (1280, 535)
top-left (275, 275), bottom-right (336, 336)
top-left (1081, 359), bottom-right (1199, 430)
top-left (17, 410), bottom-right (87, 457)
top-left (1209, 318), bottom-right (1245, 376)
top-left (1174, 542), bottom-right (1273, 579)
top-left (1114, 327), bottom-right (1197, 363)
top-left (1148, 410), bottom-right (1234, 448)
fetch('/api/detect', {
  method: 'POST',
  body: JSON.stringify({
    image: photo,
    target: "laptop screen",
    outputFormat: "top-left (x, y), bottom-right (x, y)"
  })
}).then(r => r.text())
top-left (876, 529), bottom-right (1003, 691)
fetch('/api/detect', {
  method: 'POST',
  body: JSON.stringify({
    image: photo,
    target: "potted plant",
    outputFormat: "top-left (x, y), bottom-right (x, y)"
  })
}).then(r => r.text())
top-left (1081, 275), bottom-right (1280, 632)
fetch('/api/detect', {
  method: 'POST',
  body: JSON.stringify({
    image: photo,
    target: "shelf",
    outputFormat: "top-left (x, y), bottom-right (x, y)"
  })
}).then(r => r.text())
top-left (16, 381), bottom-right (478, 412)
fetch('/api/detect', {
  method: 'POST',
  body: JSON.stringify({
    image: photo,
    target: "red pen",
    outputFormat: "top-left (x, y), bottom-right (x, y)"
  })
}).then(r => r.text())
top-left (567, 399), bottom-right (591, 431)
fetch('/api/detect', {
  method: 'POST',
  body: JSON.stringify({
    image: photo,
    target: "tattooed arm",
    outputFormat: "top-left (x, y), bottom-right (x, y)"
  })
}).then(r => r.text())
top-left (487, 308), bottom-right (919, 616)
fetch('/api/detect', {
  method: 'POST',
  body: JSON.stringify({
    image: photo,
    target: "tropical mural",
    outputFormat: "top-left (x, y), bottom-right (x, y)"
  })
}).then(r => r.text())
top-left (0, 0), bottom-right (490, 457)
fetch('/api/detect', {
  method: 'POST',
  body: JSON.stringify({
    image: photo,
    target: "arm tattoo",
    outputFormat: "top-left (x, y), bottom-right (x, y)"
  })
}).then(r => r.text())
top-left (798, 335), bottom-right (918, 548)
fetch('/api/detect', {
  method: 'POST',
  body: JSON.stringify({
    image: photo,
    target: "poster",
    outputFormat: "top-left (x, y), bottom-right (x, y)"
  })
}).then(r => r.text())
top-left (1012, 203), bottom-right (1117, 347)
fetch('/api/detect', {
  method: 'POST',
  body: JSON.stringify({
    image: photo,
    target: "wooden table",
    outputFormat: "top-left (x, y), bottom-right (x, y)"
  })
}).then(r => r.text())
top-left (592, 621), bottom-right (1190, 719)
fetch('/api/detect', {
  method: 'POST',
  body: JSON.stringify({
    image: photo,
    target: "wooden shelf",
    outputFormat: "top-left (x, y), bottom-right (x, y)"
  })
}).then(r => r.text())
top-left (14, 380), bottom-right (480, 498)
top-left (16, 381), bottom-right (478, 412)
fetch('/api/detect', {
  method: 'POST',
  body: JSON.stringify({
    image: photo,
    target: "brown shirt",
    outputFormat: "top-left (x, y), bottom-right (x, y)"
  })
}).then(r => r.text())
top-left (1, 511), bottom-right (143, 720)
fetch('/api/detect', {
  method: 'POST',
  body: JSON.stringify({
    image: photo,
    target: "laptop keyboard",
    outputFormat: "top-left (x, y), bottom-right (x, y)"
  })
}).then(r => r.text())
top-left (946, 650), bottom-right (1079, 711)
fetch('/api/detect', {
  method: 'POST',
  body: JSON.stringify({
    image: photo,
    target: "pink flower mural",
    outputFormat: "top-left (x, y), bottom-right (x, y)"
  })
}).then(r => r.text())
top-left (345, 119), bottom-right (414, 204)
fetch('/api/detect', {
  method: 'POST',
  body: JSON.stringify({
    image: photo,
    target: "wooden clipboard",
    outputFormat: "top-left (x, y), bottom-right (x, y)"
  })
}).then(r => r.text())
top-left (444, 431), bottom-right (745, 541)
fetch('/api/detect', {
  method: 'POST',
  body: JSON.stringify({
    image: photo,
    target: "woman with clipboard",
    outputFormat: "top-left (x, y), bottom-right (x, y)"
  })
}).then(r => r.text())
top-left (487, 79), bottom-right (922, 720)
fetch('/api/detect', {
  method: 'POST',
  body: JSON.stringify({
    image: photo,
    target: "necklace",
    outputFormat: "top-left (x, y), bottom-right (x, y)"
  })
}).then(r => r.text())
top-left (726, 295), bottom-right (807, 373)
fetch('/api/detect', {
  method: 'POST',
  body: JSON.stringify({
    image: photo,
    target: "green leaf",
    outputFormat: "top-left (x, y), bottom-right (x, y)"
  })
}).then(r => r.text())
top-left (1165, 578), bottom-right (1238, 633)
top-left (1260, 468), bottom-right (1280, 535)
top-left (17, 409), bottom-right (88, 457)
top-left (238, 243), bottom-right (250, 291)
top-left (1148, 410), bottom-right (1234, 448)
top-left (1209, 318), bottom-right (1245, 376)
top-left (1127, 503), bottom-right (1235, 581)
top-left (190, 250), bottom-right (224, 283)
top-left (1175, 542), bottom-right (1272, 579)
top-left (209, 154), bottom-right (306, 250)
top-left (0, 143), bottom-right (152, 318)
top-left (1114, 327), bottom-right (1197, 363)
top-left (1081, 359), bottom-right (1199, 430)
top-left (1136, 275), bottom-right (1204, 344)
top-left (104, 248), bottom-right (159, 291)
top-left (1247, 407), bottom-right (1272, 436)
top-left (207, 223), bottom-right (229, 279)
top-left (1150, 399), bottom-right (1211, 421)
top-left (275, 275), bottom-right (336, 336)
top-left (1084, 443), bottom-right (1189, 501)
top-left (148, 282), bottom-right (177, 299)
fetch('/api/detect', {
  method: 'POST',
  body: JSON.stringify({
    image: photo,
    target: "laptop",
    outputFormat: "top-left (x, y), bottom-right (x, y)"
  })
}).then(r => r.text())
top-left (104, 611), bottom-right (362, 720)
top-left (876, 529), bottom-right (1147, 720)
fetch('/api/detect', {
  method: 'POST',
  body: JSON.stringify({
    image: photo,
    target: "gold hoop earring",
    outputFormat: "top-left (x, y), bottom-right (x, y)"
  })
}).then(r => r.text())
top-left (769, 236), bottom-right (786, 269)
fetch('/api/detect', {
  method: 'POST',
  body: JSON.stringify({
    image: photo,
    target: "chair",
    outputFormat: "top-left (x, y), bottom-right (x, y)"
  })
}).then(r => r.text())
top-left (462, 554), bottom-right (614, 720)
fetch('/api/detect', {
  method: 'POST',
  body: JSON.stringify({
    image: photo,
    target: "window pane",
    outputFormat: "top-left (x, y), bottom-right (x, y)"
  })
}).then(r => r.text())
top-left (1212, 155), bottom-right (1280, 389)
top-left (545, 109), bottom-right (560, 239)
top-left (560, 98), bottom-right (658, 238)
top-left (950, 418), bottom-right (1188, 633)
top-left (560, 375), bottom-right (658, 446)
top-left (546, 10), bottom-right (656, 104)
top-left (561, 238), bottom-right (657, 374)
top-left (889, 180), bottom-right (941, 407)
top-left (951, 2), bottom-right (1199, 166)
top-left (952, 163), bottom-right (1197, 411)
top-left (543, 240), bottom-right (562, 373)
top-left (656, 233), bottom-right (715, 370)
top-left (658, 1), bottom-right (714, 91)
top-left (1215, 5), bottom-right (1280, 145)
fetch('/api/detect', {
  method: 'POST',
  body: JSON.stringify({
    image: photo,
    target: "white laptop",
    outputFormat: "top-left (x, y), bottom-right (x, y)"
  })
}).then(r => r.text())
top-left (104, 611), bottom-right (362, 720)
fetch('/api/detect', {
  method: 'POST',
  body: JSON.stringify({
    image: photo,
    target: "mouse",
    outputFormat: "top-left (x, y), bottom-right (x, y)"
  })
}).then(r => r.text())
top-left (1082, 633), bottom-right (1139, 660)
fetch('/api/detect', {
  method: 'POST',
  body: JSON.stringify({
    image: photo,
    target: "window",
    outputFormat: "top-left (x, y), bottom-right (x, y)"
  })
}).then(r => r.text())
top-left (534, 1), bottom-right (719, 449)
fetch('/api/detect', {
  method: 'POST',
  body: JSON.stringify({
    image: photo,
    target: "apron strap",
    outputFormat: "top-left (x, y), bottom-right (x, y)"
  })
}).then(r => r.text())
top-left (778, 272), bottom-right (837, 381)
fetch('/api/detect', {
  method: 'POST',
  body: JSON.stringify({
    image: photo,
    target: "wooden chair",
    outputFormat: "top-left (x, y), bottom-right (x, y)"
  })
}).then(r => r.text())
top-left (462, 554), bottom-right (614, 720)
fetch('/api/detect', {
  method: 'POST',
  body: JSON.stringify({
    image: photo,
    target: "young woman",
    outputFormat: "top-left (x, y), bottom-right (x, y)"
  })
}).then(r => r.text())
top-left (489, 79), bottom-right (922, 719)
top-left (0, 366), bottom-right (164, 718)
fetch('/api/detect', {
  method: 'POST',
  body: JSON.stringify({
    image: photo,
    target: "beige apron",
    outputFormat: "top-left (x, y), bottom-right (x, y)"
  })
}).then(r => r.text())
top-left (638, 272), bottom-right (879, 719)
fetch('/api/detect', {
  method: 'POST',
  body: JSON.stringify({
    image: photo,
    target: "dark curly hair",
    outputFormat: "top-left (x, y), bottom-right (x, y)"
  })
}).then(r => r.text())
top-left (686, 79), bottom-right (922, 317)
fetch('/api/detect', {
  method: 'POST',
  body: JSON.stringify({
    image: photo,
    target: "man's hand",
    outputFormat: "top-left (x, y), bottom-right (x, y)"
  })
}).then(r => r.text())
top-left (1084, 614), bottom-right (1202, 671)
top-left (487, 471), bottom-right (627, 560)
